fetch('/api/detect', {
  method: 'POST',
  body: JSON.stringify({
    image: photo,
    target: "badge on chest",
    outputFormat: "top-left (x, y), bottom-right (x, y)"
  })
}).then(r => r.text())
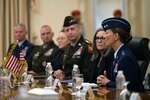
top-left (21, 47), bottom-right (28, 57)
top-left (72, 46), bottom-right (83, 59)
top-left (33, 52), bottom-right (40, 59)
top-left (44, 48), bottom-right (53, 56)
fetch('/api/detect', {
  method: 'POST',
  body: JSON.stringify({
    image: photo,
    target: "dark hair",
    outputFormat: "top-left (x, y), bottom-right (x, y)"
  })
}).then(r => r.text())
top-left (91, 28), bottom-right (105, 61)
top-left (111, 28), bottom-right (132, 44)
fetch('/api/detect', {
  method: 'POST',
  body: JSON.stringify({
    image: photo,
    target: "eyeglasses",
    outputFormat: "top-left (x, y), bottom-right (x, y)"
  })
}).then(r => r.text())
top-left (57, 37), bottom-right (65, 41)
top-left (95, 37), bottom-right (105, 42)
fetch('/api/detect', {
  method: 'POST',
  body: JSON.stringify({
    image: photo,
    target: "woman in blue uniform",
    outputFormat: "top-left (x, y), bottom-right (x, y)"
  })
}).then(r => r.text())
top-left (97, 17), bottom-right (144, 92)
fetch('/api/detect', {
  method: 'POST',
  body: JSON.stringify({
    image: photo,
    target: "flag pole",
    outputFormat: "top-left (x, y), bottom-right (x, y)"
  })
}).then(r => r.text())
top-left (2, 40), bottom-right (27, 87)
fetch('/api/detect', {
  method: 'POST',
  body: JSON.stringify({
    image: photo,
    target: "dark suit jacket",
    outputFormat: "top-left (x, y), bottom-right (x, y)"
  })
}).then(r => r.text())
top-left (8, 40), bottom-right (35, 60)
top-left (106, 44), bottom-right (144, 92)
top-left (90, 48), bottom-right (114, 83)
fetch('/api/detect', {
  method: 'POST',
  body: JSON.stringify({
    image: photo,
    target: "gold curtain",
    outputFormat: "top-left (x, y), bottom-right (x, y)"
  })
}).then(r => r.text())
top-left (0, 0), bottom-right (30, 65)
top-left (127, 0), bottom-right (143, 36)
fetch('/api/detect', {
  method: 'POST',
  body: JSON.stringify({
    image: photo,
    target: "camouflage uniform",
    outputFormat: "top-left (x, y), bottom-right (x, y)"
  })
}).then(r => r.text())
top-left (27, 41), bottom-right (61, 75)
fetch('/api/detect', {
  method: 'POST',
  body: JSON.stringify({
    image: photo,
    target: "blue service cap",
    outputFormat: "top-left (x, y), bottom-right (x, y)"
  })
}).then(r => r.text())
top-left (102, 17), bottom-right (131, 33)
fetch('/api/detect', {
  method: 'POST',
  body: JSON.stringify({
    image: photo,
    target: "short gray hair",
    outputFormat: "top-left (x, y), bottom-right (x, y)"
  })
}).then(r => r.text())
top-left (14, 23), bottom-right (27, 31)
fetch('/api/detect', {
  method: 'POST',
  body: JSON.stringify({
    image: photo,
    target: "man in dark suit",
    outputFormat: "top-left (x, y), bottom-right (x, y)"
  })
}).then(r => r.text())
top-left (8, 23), bottom-right (35, 60)
top-left (27, 25), bottom-right (62, 75)
top-left (54, 16), bottom-right (92, 82)
top-left (97, 17), bottom-right (144, 92)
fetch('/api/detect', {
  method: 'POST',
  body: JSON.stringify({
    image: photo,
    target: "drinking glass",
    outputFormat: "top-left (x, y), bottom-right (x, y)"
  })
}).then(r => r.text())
top-left (74, 74), bottom-right (84, 95)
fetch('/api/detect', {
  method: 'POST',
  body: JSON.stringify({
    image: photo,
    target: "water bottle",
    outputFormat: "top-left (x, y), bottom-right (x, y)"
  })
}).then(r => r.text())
top-left (21, 67), bottom-right (28, 82)
top-left (45, 62), bottom-right (52, 79)
top-left (0, 69), bottom-right (10, 97)
top-left (2, 76), bottom-right (10, 97)
top-left (120, 82), bottom-right (130, 100)
top-left (46, 75), bottom-right (53, 88)
top-left (116, 70), bottom-right (126, 89)
top-left (45, 62), bottom-right (53, 87)
top-left (16, 85), bottom-right (28, 100)
top-left (0, 68), bottom-right (3, 97)
top-left (143, 74), bottom-right (149, 90)
top-left (72, 64), bottom-right (80, 92)
top-left (0, 73), bottom-right (3, 99)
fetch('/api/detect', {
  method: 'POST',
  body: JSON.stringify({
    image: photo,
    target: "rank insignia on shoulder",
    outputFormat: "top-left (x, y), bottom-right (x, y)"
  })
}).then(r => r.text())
top-left (78, 43), bottom-right (81, 46)
top-left (85, 39), bottom-right (92, 45)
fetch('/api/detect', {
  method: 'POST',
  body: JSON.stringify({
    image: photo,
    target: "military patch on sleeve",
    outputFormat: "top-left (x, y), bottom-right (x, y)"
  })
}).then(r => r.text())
top-left (88, 44), bottom-right (93, 52)
top-left (85, 39), bottom-right (92, 45)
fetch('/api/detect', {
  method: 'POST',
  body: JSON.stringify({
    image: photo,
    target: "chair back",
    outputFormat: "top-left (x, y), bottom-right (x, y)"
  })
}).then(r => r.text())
top-left (127, 37), bottom-right (150, 82)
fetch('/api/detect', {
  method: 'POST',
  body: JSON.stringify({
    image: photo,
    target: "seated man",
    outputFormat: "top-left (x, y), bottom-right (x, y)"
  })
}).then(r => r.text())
top-left (54, 16), bottom-right (93, 82)
top-left (8, 23), bottom-right (35, 60)
top-left (27, 25), bottom-right (61, 75)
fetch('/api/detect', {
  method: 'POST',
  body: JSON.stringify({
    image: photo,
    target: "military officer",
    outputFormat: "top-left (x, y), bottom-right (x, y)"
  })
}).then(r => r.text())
top-left (27, 25), bottom-right (61, 75)
top-left (97, 17), bottom-right (144, 92)
top-left (8, 23), bottom-right (35, 60)
top-left (54, 16), bottom-right (93, 82)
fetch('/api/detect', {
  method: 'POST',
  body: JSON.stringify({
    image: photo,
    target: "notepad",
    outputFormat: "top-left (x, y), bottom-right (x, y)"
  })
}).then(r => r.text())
top-left (68, 83), bottom-right (98, 88)
top-left (28, 88), bottom-right (58, 96)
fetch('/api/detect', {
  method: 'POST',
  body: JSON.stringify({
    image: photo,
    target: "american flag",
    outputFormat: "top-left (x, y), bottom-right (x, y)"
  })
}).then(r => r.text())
top-left (2, 41), bottom-right (27, 77)
top-left (7, 93), bottom-right (18, 100)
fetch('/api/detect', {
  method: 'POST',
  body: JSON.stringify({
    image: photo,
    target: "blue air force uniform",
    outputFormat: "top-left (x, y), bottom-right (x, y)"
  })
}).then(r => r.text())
top-left (106, 44), bottom-right (144, 92)
top-left (102, 17), bottom-right (144, 92)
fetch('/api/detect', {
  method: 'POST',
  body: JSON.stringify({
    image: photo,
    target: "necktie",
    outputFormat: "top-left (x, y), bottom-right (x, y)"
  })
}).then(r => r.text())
top-left (69, 45), bottom-right (74, 53)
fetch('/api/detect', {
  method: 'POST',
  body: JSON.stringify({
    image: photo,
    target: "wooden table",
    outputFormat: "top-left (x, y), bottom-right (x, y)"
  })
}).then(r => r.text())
top-left (60, 85), bottom-right (150, 100)
top-left (1, 81), bottom-right (150, 100)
